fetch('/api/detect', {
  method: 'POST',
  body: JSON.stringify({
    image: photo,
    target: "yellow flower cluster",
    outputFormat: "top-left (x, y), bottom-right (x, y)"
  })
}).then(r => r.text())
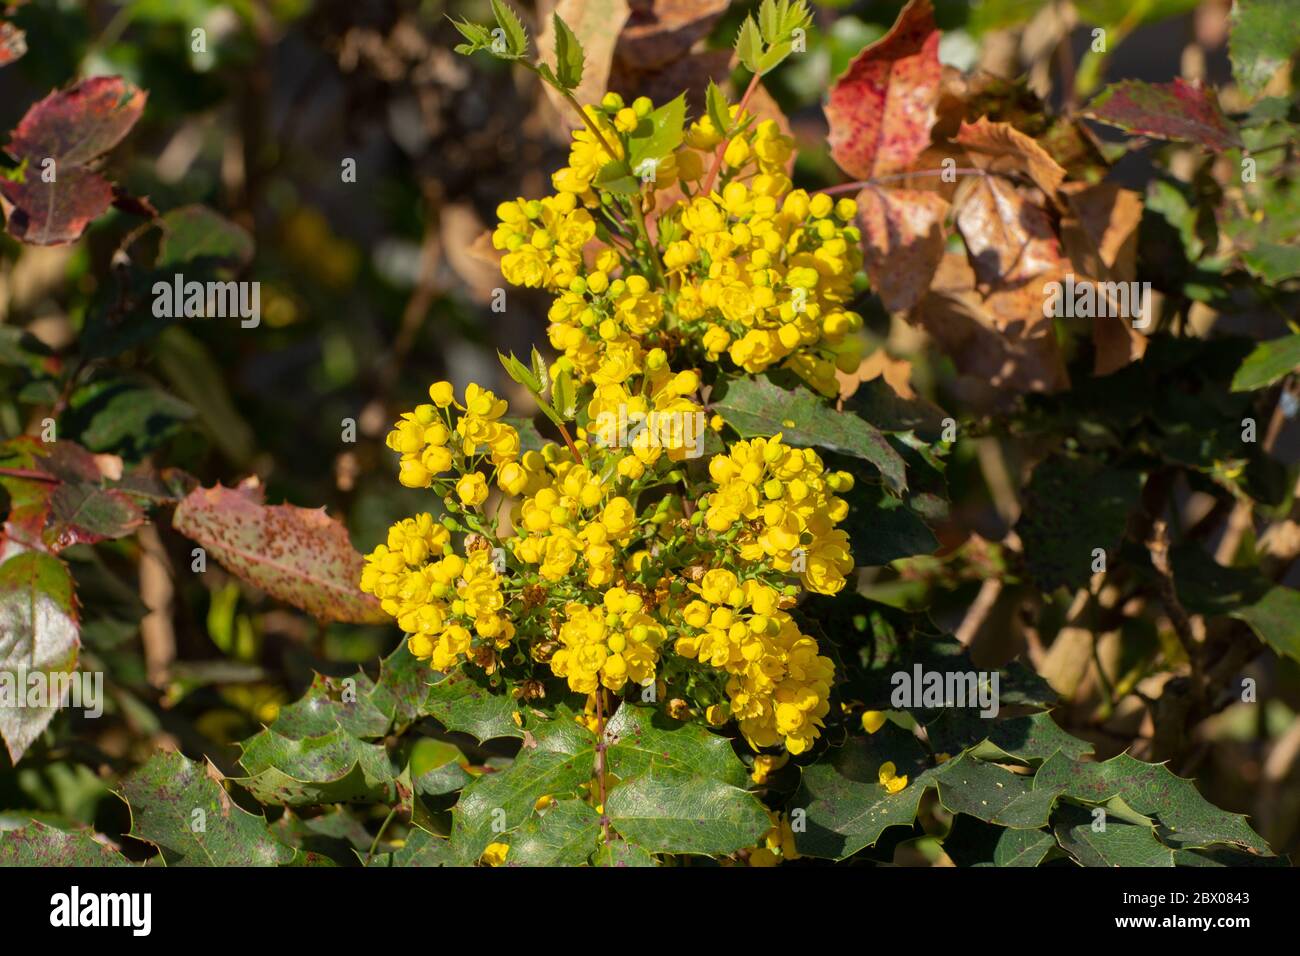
top-left (492, 95), bottom-right (865, 399)
top-left (360, 516), bottom-right (514, 671)
top-left (704, 434), bottom-right (855, 595)
top-left (550, 587), bottom-right (665, 694)
top-left (385, 381), bottom-right (519, 490)
top-left (674, 568), bottom-right (834, 754)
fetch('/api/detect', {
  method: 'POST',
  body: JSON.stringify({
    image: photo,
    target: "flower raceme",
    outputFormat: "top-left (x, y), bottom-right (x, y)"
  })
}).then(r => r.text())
top-left (361, 373), bottom-right (855, 755)
top-left (494, 94), bottom-right (866, 400)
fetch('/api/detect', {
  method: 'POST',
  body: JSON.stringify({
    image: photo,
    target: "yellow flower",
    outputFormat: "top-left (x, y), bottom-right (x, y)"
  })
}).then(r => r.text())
top-left (456, 473), bottom-right (488, 507)
top-left (861, 710), bottom-right (887, 734)
top-left (482, 842), bottom-right (509, 866)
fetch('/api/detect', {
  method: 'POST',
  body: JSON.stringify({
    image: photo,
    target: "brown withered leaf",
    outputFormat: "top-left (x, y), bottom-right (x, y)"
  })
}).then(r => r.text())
top-left (954, 174), bottom-right (1063, 288)
top-left (1061, 182), bottom-right (1142, 281)
top-left (825, 0), bottom-right (941, 180)
top-left (609, 48), bottom-right (731, 117)
top-left (1059, 182), bottom-right (1147, 375)
top-left (614, 0), bottom-right (728, 71)
top-left (954, 117), bottom-right (1066, 201)
top-left (910, 253), bottom-right (1069, 403)
top-left (856, 186), bottom-right (949, 313)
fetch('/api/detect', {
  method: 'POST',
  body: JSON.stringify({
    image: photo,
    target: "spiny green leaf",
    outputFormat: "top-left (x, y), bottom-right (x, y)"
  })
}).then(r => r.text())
top-left (1052, 804), bottom-right (1174, 867)
top-left (0, 821), bottom-right (132, 866)
top-left (236, 723), bottom-right (402, 806)
top-left (489, 0), bottom-right (529, 58)
top-left (933, 753), bottom-right (1062, 828)
top-left (424, 670), bottom-right (525, 742)
top-left (792, 722), bottom-right (937, 860)
top-left (605, 767), bottom-right (769, 856)
top-left (120, 752), bottom-right (296, 866)
top-left (551, 14), bottom-right (584, 90)
top-left (1034, 751), bottom-right (1271, 854)
top-left (507, 799), bottom-right (601, 865)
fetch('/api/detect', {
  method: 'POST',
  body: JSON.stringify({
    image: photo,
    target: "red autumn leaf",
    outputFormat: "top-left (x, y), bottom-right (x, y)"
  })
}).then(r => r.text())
top-left (824, 0), bottom-right (941, 181)
top-left (172, 484), bottom-right (386, 625)
top-left (1, 167), bottom-right (116, 246)
top-left (856, 186), bottom-right (949, 312)
top-left (0, 437), bottom-right (146, 554)
top-left (1081, 78), bottom-right (1242, 151)
top-left (0, 76), bottom-right (147, 245)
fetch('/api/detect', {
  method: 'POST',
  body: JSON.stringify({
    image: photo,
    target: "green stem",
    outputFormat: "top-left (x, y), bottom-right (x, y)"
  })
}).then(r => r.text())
top-left (365, 805), bottom-right (400, 865)
top-left (630, 197), bottom-right (667, 290)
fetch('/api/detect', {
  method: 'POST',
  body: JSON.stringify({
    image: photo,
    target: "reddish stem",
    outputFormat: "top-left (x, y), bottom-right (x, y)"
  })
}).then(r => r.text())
top-left (701, 72), bottom-right (762, 196)
top-left (0, 467), bottom-right (56, 483)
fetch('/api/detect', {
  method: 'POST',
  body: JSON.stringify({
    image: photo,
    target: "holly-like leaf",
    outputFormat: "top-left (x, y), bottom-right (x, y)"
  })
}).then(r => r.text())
top-left (0, 821), bottom-right (132, 866)
top-left (855, 186), bottom-right (949, 313)
top-left (824, 0), bottom-right (941, 180)
top-left (0, 551), bottom-right (79, 764)
top-left (507, 799), bottom-right (602, 865)
top-left (172, 484), bottom-right (385, 624)
top-left (605, 767), bottom-right (769, 855)
top-left (942, 816), bottom-right (1056, 867)
top-left (1240, 243), bottom-right (1300, 283)
top-left (711, 374), bottom-right (908, 493)
top-left (933, 753), bottom-right (1062, 828)
top-left (424, 670), bottom-right (525, 742)
top-left (236, 725), bottom-right (402, 806)
top-left (1015, 453), bottom-right (1142, 592)
top-left (450, 715), bottom-right (594, 862)
top-left (0, 76), bottom-right (147, 245)
top-left (927, 710), bottom-right (1093, 766)
top-left (271, 672), bottom-right (392, 740)
top-left (452, 702), bottom-right (763, 863)
top-left (382, 828), bottom-right (453, 867)
top-left (119, 752), bottom-right (296, 866)
top-left (1229, 0), bottom-right (1300, 100)
top-left (792, 722), bottom-right (935, 860)
top-left (1082, 79), bottom-right (1242, 151)
top-left (1034, 751), bottom-right (1272, 854)
top-left (1052, 804), bottom-right (1175, 867)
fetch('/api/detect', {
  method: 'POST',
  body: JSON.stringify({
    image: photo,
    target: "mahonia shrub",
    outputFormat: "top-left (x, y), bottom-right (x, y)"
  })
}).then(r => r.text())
top-left (2, 0), bottom-right (1291, 873)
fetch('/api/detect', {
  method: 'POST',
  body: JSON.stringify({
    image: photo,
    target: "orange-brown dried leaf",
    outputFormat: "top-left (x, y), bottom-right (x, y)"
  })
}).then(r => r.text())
top-left (910, 253), bottom-right (1069, 403)
top-left (954, 174), bottom-right (1063, 288)
top-left (856, 185), bottom-right (949, 313)
top-left (614, 0), bottom-right (728, 71)
top-left (954, 117), bottom-right (1067, 201)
